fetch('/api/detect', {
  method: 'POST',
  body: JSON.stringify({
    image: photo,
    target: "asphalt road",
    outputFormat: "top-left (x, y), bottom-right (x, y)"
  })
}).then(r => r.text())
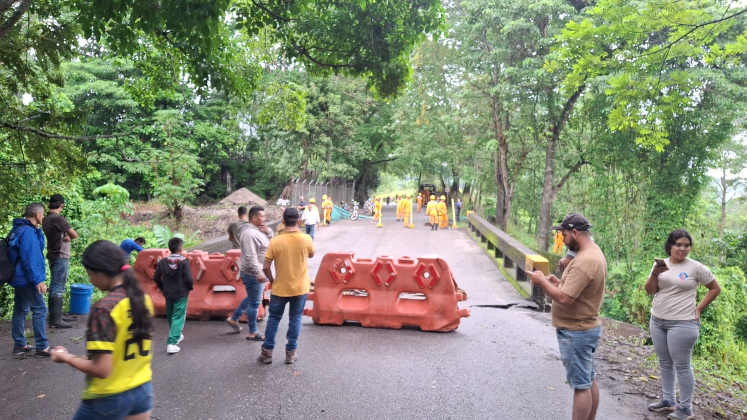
top-left (0, 203), bottom-right (650, 419)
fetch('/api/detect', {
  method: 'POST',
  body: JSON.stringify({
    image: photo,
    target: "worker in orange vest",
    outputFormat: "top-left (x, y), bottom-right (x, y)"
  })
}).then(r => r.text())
top-left (401, 194), bottom-right (412, 227)
top-left (437, 195), bottom-right (449, 228)
top-left (416, 193), bottom-right (424, 213)
top-left (426, 195), bottom-right (438, 230)
top-left (552, 230), bottom-right (564, 255)
top-left (395, 195), bottom-right (403, 221)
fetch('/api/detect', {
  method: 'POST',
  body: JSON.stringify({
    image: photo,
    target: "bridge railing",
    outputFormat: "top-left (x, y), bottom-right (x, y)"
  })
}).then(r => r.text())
top-left (466, 212), bottom-right (549, 310)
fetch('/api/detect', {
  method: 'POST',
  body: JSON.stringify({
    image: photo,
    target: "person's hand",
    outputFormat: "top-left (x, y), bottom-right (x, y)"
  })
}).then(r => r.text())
top-left (259, 225), bottom-right (268, 233)
top-left (557, 257), bottom-right (571, 272)
top-left (257, 274), bottom-right (267, 282)
top-left (695, 307), bottom-right (701, 321)
top-left (546, 274), bottom-right (561, 286)
top-left (36, 282), bottom-right (47, 295)
top-left (50, 346), bottom-right (71, 363)
top-left (651, 263), bottom-right (670, 277)
top-left (62, 236), bottom-right (71, 242)
top-left (528, 271), bottom-right (545, 286)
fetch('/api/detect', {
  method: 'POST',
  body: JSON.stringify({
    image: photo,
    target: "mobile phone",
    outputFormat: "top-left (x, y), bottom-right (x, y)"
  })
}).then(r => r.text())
top-left (654, 258), bottom-right (667, 267)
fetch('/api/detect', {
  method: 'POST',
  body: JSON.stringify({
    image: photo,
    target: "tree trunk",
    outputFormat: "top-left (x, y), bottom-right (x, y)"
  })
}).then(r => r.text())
top-left (226, 169), bottom-right (232, 195)
top-left (537, 85), bottom-right (586, 252)
top-left (719, 169), bottom-right (726, 240)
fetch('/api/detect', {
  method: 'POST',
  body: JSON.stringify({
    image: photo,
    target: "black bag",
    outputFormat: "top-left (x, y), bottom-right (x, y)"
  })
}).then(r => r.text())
top-left (0, 233), bottom-right (16, 285)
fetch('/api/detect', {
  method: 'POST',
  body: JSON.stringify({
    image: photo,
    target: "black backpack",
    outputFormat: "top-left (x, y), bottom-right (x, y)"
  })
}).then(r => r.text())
top-left (0, 232), bottom-right (16, 285)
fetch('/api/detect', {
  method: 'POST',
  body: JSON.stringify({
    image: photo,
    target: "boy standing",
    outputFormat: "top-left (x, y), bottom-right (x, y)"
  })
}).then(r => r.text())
top-left (153, 238), bottom-right (193, 354)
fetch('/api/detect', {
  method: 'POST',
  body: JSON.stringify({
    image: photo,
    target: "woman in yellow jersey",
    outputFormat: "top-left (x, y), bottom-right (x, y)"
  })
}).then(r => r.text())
top-left (52, 240), bottom-right (154, 420)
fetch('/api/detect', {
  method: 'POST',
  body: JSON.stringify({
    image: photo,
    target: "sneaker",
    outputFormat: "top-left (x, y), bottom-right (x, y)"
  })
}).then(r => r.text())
top-left (225, 318), bottom-right (241, 333)
top-left (34, 347), bottom-right (52, 357)
top-left (12, 345), bottom-right (34, 355)
top-left (177, 334), bottom-right (184, 345)
top-left (167, 344), bottom-right (180, 354)
top-left (648, 399), bottom-right (677, 413)
top-left (258, 346), bottom-right (273, 364)
top-left (285, 350), bottom-right (297, 364)
top-left (667, 408), bottom-right (695, 420)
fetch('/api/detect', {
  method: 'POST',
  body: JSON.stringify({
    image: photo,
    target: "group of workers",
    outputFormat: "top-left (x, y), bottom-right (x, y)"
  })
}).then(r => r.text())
top-left (369, 193), bottom-right (450, 230)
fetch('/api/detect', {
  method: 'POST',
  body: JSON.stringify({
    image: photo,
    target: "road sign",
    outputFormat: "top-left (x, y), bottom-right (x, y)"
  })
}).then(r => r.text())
top-left (444, 187), bottom-right (451, 193)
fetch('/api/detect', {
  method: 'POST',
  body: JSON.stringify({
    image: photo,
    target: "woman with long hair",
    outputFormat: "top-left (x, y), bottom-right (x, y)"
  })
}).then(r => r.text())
top-left (51, 240), bottom-right (155, 420)
top-left (645, 229), bottom-right (721, 420)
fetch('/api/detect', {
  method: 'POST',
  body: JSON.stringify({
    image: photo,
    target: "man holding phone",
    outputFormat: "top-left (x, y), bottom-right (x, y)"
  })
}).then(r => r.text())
top-left (529, 212), bottom-right (607, 420)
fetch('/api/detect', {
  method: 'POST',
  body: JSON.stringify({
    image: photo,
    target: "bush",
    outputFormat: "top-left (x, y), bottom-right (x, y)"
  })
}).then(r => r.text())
top-left (601, 262), bottom-right (652, 326)
top-left (736, 316), bottom-right (747, 344)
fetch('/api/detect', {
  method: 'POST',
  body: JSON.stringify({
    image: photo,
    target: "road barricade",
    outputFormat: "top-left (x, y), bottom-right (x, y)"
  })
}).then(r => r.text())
top-left (304, 252), bottom-right (470, 332)
top-left (134, 249), bottom-right (268, 321)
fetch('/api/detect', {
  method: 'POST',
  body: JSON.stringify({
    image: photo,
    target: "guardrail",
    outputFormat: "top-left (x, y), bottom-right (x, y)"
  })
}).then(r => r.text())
top-left (466, 211), bottom-right (549, 310)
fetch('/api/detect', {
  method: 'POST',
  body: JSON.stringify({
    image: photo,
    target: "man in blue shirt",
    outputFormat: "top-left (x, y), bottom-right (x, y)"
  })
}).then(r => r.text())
top-left (120, 237), bottom-right (146, 259)
top-left (9, 203), bottom-right (51, 357)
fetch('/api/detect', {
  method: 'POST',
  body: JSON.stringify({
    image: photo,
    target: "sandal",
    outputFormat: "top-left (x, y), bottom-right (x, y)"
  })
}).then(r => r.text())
top-left (245, 332), bottom-right (265, 341)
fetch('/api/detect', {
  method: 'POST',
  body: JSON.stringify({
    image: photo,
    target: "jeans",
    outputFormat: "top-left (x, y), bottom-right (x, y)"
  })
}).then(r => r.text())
top-left (12, 285), bottom-right (48, 350)
top-left (305, 224), bottom-right (315, 241)
top-left (650, 315), bottom-right (700, 411)
top-left (73, 381), bottom-right (154, 420)
top-left (48, 257), bottom-right (69, 299)
top-left (230, 273), bottom-right (265, 334)
top-left (556, 326), bottom-right (602, 390)
top-left (263, 294), bottom-right (308, 352)
top-left (456, 209), bottom-right (461, 221)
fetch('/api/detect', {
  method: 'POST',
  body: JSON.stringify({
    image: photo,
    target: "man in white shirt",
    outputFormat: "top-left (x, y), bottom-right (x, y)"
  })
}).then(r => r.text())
top-left (301, 198), bottom-right (321, 241)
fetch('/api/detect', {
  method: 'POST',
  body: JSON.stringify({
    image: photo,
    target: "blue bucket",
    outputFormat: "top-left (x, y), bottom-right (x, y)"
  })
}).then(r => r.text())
top-left (69, 284), bottom-right (94, 315)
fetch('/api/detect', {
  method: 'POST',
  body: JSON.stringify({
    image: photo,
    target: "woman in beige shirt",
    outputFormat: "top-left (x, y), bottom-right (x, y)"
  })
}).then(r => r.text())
top-left (644, 229), bottom-right (721, 420)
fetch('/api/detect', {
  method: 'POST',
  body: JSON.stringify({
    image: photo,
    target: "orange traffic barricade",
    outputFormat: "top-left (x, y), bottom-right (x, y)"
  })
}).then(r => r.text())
top-left (304, 252), bottom-right (470, 332)
top-left (134, 249), bottom-right (268, 321)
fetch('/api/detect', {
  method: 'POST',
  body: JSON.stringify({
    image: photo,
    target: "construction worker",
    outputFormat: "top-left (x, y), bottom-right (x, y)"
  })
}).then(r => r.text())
top-left (373, 196), bottom-right (383, 223)
top-left (426, 195), bottom-right (438, 230)
top-left (322, 195), bottom-right (333, 226)
top-left (395, 195), bottom-right (403, 221)
top-left (552, 230), bottom-right (564, 255)
top-left (438, 195), bottom-right (449, 228)
top-left (416, 193), bottom-right (424, 213)
top-left (401, 194), bottom-right (412, 227)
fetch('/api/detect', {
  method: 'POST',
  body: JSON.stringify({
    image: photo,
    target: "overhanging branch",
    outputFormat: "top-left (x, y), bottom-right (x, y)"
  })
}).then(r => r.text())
top-left (0, 120), bottom-right (133, 141)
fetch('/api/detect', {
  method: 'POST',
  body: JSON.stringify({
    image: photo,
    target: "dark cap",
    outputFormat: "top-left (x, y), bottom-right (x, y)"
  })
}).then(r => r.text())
top-left (552, 212), bottom-right (592, 231)
top-left (50, 194), bottom-right (65, 204)
top-left (283, 207), bottom-right (299, 221)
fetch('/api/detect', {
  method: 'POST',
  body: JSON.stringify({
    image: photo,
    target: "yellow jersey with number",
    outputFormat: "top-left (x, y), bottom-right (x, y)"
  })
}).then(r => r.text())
top-left (83, 285), bottom-right (154, 399)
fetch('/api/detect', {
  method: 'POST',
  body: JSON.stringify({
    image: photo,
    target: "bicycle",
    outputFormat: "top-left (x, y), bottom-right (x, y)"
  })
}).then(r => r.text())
top-left (350, 200), bottom-right (359, 221)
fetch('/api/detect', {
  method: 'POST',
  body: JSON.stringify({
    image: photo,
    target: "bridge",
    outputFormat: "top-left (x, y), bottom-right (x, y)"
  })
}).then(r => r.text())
top-left (1, 203), bottom-right (649, 419)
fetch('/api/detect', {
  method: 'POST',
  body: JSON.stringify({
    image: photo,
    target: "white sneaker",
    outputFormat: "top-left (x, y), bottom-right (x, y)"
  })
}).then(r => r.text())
top-left (177, 334), bottom-right (184, 345)
top-left (166, 344), bottom-right (180, 354)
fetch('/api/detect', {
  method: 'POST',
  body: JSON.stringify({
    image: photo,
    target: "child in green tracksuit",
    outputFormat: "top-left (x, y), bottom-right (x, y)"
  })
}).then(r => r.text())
top-left (153, 237), bottom-right (193, 355)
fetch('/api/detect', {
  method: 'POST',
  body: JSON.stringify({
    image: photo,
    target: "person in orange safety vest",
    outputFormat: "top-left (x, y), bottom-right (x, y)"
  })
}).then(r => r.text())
top-left (401, 194), bottom-right (412, 227)
top-left (437, 195), bottom-right (449, 228)
top-left (425, 195), bottom-right (438, 230)
top-left (416, 193), bottom-right (424, 213)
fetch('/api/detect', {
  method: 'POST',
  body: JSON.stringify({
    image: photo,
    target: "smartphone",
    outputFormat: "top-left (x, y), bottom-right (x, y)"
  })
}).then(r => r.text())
top-left (654, 258), bottom-right (667, 267)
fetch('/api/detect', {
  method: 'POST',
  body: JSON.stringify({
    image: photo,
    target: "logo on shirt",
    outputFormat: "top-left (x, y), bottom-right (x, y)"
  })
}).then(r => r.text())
top-left (678, 272), bottom-right (689, 281)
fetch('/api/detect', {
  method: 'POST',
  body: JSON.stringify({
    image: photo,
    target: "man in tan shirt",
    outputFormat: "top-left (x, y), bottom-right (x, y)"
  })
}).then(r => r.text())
top-left (530, 212), bottom-right (607, 420)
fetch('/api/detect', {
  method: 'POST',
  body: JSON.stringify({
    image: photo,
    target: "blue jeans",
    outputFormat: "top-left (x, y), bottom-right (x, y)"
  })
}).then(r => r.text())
top-left (48, 257), bottom-right (69, 299)
top-left (305, 224), bottom-right (315, 241)
top-left (263, 294), bottom-right (308, 351)
top-left (231, 273), bottom-right (265, 334)
top-left (556, 326), bottom-right (602, 390)
top-left (12, 285), bottom-right (48, 350)
top-left (73, 381), bottom-right (154, 420)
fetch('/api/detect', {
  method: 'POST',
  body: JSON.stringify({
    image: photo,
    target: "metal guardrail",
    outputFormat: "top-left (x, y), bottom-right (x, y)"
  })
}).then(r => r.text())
top-left (466, 212), bottom-right (549, 310)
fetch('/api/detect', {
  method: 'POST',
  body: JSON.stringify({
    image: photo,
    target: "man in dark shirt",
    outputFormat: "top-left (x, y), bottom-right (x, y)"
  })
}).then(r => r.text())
top-left (227, 206), bottom-right (248, 249)
top-left (42, 194), bottom-right (78, 328)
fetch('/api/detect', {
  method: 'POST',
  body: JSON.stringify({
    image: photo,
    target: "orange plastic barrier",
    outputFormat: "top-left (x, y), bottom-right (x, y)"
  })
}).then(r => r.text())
top-left (134, 249), bottom-right (268, 321)
top-left (304, 252), bottom-right (470, 332)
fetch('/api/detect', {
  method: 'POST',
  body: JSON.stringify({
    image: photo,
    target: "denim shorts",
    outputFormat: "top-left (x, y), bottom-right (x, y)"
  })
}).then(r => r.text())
top-left (73, 381), bottom-right (154, 420)
top-left (556, 326), bottom-right (602, 390)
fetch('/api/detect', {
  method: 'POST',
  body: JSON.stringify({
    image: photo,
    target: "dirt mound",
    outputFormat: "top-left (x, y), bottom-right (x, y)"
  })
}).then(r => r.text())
top-left (219, 188), bottom-right (267, 206)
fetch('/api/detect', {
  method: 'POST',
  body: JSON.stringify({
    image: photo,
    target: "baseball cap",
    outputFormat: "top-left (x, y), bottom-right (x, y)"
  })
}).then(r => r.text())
top-left (552, 212), bottom-right (592, 231)
top-left (283, 207), bottom-right (299, 223)
top-left (50, 194), bottom-right (65, 204)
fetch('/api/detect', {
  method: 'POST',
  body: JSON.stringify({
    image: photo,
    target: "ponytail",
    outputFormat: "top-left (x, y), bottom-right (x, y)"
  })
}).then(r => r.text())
top-left (82, 240), bottom-right (153, 342)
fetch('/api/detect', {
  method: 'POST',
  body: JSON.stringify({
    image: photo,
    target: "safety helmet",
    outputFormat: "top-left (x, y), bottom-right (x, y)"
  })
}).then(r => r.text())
top-left (430, 195), bottom-right (436, 200)
top-left (440, 195), bottom-right (446, 200)
top-left (406, 194), bottom-right (411, 198)
top-left (322, 194), bottom-right (327, 200)
top-left (309, 198), bottom-right (316, 203)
